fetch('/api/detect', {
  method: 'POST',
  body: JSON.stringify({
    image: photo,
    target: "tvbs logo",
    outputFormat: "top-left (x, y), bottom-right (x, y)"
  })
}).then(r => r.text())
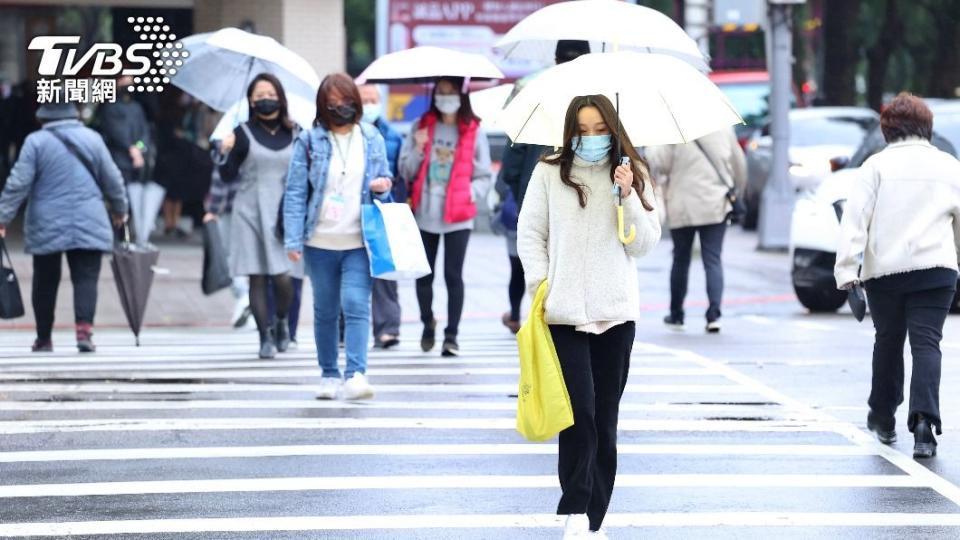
top-left (28, 37), bottom-right (151, 77)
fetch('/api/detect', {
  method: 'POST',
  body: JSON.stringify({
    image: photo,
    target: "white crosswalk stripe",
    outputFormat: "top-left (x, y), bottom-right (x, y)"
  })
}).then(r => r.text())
top-left (1, 329), bottom-right (959, 537)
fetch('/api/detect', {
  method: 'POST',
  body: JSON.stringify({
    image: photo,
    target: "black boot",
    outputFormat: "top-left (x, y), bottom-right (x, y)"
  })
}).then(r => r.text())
top-left (867, 413), bottom-right (897, 445)
top-left (913, 414), bottom-right (938, 459)
top-left (274, 316), bottom-right (291, 353)
top-left (421, 319), bottom-right (437, 352)
top-left (259, 327), bottom-right (277, 359)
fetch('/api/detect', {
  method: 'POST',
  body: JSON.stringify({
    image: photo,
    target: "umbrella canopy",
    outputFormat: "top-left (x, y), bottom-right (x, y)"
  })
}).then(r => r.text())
top-left (356, 46), bottom-right (505, 84)
top-left (497, 51), bottom-right (743, 148)
top-left (495, 0), bottom-right (709, 73)
top-left (111, 238), bottom-right (160, 346)
top-left (469, 83), bottom-right (514, 125)
top-left (172, 28), bottom-right (321, 113)
top-left (210, 94), bottom-right (317, 141)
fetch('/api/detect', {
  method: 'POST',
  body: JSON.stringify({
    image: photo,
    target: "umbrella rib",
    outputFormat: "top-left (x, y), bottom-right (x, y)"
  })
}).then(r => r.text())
top-left (513, 102), bottom-right (541, 143)
top-left (656, 88), bottom-right (687, 144)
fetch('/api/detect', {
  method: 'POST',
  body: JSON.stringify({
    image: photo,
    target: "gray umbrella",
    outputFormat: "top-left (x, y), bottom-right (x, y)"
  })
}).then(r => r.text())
top-left (110, 229), bottom-right (159, 346)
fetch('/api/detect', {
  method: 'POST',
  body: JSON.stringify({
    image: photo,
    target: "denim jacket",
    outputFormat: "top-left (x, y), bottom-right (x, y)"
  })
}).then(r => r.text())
top-left (283, 122), bottom-right (392, 252)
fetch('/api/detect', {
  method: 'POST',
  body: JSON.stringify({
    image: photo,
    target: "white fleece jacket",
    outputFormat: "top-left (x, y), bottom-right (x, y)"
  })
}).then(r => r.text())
top-left (517, 156), bottom-right (661, 328)
top-left (835, 138), bottom-right (960, 287)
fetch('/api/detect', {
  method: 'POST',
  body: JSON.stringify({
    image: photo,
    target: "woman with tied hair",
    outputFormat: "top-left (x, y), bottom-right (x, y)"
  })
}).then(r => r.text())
top-left (517, 94), bottom-right (661, 539)
top-left (217, 72), bottom-right (298, 360)
top-left (836, 92), bottom-right (960, 459)
top-left (283, 73), bottom-right (392, 401)
top-left (398, 76), bottom-right (492, 357)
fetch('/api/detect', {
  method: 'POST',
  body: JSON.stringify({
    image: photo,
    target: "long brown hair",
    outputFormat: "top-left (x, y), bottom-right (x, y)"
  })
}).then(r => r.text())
top-left (246, 73), bottom-right (294, 131)
top-left (542, 95), bottom-right (654, 211)
top-left (315, 73), bottom-right (363, 129)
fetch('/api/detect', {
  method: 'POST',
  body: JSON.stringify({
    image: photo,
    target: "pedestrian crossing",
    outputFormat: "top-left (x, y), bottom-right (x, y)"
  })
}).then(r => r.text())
top-left (1, 329), bottom-right (960, 538)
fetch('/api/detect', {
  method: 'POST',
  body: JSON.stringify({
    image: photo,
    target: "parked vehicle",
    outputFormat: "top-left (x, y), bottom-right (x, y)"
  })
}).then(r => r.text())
top-left (743, 107), bottom-right (879, 230)
top-left (789, 102), bottom-right (960, 312)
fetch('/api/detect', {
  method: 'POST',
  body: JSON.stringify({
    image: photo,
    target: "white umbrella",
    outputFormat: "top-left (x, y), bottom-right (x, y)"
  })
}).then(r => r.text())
top-left (356, 46), bottom-right (505, 84)
top-left (172, 28), bottom-right (321, 112)
top-left (498, 51), bottom-right (742, 148)
top-left (210, 95), bottom-right (317, 141)
top-left (468, 83), bottom-right (514, 124)
top-left (495, 0), bottom-right (709, 72)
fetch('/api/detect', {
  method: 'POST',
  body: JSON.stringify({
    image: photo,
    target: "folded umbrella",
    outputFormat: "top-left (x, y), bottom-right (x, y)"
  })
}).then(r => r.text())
top-left (111, 228), bottom-right (159, 346)
top-left (497, 51), bottom-right (742, 148)
top-left (356, 46), bottom-right (505, 85)
top-left (171, 27), bottom-right (321, 113)
top-left (495, 0), bottom-right (709, 72)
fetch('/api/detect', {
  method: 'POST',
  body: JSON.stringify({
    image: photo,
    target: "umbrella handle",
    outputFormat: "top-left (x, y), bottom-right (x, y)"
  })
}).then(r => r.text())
top-left (617, 206), bottom-right (636, 245)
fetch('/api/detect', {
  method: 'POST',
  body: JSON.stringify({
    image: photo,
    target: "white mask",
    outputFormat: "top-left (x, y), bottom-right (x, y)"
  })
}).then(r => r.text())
top-left (434, 94), bottom-right (461, 115)
top-left (362, 102), bottom-right (382, 124)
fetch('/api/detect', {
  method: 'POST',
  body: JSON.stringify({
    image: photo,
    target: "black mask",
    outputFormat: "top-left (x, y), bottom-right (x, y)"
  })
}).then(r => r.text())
top-left (253, 98), bottom-right (280, 116)
top-left (327, 103), bottom-right (357, 126)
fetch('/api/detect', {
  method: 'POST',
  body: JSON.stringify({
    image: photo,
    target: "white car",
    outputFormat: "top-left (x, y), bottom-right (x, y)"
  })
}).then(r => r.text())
top-left (743, 107), bottom-right (880, 229)
top-left (789, 103), bottom-right (960, 312)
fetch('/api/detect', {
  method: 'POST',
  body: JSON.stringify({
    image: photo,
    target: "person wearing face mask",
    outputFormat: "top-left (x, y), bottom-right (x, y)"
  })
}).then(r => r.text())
top-left (517, 95), bottom-right (660, 539)
top-left (284, 73), bottom-right (393, 401)
top-left (359, 83), bottom-right (404, 349)
top-left (218, 73), bottom-right (299, 359)
top-left (398, 76), bottom-right (492, 357)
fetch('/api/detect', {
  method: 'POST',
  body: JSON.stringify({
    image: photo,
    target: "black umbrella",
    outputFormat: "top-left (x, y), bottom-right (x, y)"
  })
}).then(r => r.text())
top-left (110, 226), bottom-right (159, 346)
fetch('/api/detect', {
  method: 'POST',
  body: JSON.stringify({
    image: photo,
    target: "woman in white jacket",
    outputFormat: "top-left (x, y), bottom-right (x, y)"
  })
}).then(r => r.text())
top-left (517, 94), bottom-right (661, 538)
top-left (835, 93), bottom-right (960, 459)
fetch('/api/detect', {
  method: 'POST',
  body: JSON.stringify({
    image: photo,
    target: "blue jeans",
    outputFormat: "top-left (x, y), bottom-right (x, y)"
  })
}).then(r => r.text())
top-left (304, 247), bottom-right (372, 379)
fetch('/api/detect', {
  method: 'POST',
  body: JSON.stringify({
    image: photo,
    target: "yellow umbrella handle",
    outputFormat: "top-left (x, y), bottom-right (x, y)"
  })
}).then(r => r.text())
top-left (617, 206), bottom-right (636, 245)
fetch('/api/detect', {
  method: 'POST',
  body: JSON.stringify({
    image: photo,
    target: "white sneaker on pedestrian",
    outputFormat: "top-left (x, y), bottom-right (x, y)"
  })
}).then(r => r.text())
top-left (340, 372), bottom-right (375, 400)
top-left (563, 514), bottom-right (590, 539)
top-left (287, 340), bottom-right (298, 351)
top-left (706, 320), bottom-right (722, 334)
top-left (315, 377), bottom-right (342, 400)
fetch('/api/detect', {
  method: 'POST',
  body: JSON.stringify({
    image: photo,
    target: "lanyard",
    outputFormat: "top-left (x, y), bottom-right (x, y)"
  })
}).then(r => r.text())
top-left (330, 128), bottom-right (355, 195)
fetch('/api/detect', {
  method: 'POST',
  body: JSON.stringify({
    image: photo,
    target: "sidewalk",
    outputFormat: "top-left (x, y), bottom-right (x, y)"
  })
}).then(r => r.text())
top-left (0, 225), bottom-right (798, 335)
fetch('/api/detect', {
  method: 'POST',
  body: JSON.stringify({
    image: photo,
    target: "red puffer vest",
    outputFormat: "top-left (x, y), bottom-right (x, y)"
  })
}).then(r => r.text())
top-left (409, 112), bottom-right (479, 224)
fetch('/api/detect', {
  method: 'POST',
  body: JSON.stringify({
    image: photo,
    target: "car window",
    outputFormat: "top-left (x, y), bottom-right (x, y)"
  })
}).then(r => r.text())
top-left (934, 114), bottom-right (960, 150)
top-left (718, 82), bottom-right (770, 127)
top-left (791, 116), bottom-right (876, 147)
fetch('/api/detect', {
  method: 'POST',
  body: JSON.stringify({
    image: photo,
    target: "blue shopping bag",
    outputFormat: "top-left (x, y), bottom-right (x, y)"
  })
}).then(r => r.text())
top-left (361, 200), bottom-right (431, 280)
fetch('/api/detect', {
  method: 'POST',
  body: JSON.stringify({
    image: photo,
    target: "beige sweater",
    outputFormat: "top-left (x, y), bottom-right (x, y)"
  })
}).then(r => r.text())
top-left (835, 138), bottom-right (960, 287)
top-left (517, 156), bottom-right (661, 328)
top-left (645, 127), bottom-right (747, 229)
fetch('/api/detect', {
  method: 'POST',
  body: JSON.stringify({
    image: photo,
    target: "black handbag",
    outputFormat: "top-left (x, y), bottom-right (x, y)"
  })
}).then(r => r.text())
top-left (0, 238), bottom-right (25, 319)
top-left (201, 221), bottom-right (233, 295)
top-left (695, 140), bottom-right (747, 225)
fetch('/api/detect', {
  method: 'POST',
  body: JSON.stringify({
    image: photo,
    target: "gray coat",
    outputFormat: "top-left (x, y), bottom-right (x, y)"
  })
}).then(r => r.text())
top-left (0, 120), bottom-right (128, 255)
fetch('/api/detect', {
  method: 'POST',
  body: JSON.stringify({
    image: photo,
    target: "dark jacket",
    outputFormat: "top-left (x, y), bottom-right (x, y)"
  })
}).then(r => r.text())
top-left (500, 141), bottom-right (548, 208)
top-left (0, 120), bottom-right (128, 254)
top-left (97, 97), bottom-right (151, 180)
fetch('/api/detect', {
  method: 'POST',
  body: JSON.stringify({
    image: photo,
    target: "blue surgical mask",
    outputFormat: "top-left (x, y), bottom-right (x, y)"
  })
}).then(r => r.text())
top-left (362, 102), bottom-right (382, 124)
top-left (572, 134), bottom-right (612, 162)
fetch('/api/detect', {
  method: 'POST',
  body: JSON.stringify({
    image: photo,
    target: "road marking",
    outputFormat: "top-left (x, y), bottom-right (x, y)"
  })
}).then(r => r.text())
top-left (0, 417), bottom-right (840, 435)
top-left (0, 443), bottom-right (875, 463)
top-left (0, 366), bottom-right (717, 379)
top-left (645, 343), bottom-right (960, 508)
top-left (742, 315), bottom-right (775, 326)
top-left (4, 512), bottom-right (960, 536)
top-left (0, 382), bottom-right (751, 395)
top-left (792, 321), bottom-right (837, 332)
top-left (0, 474), bottom-right (924, 498)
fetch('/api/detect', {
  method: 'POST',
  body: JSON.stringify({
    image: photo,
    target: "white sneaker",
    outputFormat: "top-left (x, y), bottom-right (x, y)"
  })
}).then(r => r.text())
top-left (590, 528), bottom-right (609, 539)
top-left (563, 514), bottom-right (590, 539)
top-left (340, 372), bottom-right (375, 400)
top-left (315, 377), bottom-right (342, 400)
top-left (287, 340), bottom-right (299, 351)
top-left (706, 320), bottom-right (722, 334)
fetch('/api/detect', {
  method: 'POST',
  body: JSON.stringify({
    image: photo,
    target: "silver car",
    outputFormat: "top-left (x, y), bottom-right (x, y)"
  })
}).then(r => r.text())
top-left (742, 107), bottom-right (880, 229)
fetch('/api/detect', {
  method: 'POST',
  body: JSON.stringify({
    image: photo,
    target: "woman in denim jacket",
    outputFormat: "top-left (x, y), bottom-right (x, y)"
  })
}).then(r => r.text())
top-left (283, 73), bottom-right (392, 401)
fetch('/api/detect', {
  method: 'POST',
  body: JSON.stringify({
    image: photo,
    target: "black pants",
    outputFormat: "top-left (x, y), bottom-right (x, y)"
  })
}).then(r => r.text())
top-left (549, 322), bottom-right (635, 532)
top-left (508, 255), bottom-right (525, 322)
top-left (32, 250), bottom-right (103, 341)
top-left (266, 276), bottom-right (303, 340)
top-left (670, 222), bottom-right (726, 323)
top-left (866, 284), bottom-right (954, 434)
top-left (416, 229), bottom-right (470, 338)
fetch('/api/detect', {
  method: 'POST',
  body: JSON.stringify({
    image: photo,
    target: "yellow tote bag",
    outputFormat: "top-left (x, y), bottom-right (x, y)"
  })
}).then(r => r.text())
top-left (516, 281), bottom-right (574, 441)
